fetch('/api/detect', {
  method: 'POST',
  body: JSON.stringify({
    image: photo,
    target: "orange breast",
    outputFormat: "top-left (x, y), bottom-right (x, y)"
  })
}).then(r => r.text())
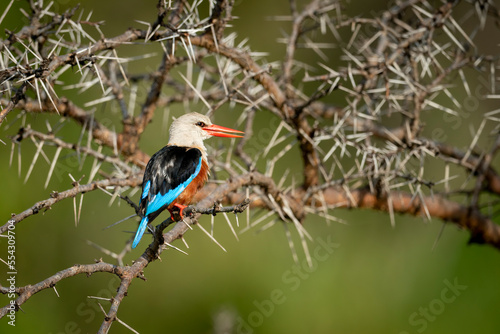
top-left (167, 158), bottom-right (209, 209)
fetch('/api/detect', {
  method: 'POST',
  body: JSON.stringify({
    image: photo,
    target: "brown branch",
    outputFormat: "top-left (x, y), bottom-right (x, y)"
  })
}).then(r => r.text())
top-left (18, 127), bottom-right (134, 174)
top-left (2, 4), bottom-right (79, 48)
top-left (282, 0), bottom-right (322, 91)
top-left (131, 51), bottom-right (173, 143)
top-left (191, 174), bottom-right (500, 249)
top-left (0, 176), bottom-right (141, 233)
top-left (0, 84), bottom-right (26, 124)
top-left (307, 100), bottom-right (500, 197)
top-left (193, 172), bottom-right (500, 249)
top-left (0, 98), bottom-right (150, 167)
top-left (0, 28), bottom-right (147, 84)
top-left (209, 0), bottom-right (230, 39)
top-left (0, 262), bottom-right (122, 318)
top-left (317, 187), bottom-right (500, 247)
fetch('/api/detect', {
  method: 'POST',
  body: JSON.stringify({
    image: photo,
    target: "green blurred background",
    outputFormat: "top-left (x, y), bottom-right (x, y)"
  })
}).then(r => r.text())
top-left (1, 0), bottom-right (500, 333)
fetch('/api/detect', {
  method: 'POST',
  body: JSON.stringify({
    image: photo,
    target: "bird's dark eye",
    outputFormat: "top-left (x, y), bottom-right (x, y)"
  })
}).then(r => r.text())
top-left (196, 121), bottom-right (206, 127)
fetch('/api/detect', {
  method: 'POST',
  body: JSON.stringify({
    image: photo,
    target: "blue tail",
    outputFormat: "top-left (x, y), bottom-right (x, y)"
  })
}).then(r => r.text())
top-left (132, 216), bottom-right (149, 248)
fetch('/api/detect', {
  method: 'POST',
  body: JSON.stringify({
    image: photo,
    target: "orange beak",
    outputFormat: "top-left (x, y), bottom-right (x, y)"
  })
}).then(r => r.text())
top-left (203, 124), bottom-right (244, 138)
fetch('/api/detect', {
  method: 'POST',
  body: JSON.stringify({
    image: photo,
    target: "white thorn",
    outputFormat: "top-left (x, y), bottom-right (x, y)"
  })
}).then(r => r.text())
top-left (45, 146), bottom-right (62, 189)
top-left (164, 242), bottom-right (188, 255)
top-left (223, 212), bottom-right (239, 241)
top-left (196, 223), bottom-right (226, 252)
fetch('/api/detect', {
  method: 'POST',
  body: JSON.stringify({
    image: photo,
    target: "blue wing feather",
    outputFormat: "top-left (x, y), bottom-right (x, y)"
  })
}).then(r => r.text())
top-left (141, 180), bottom-right (151, 199)
top-left (132, 216), bottom-right (149, 248)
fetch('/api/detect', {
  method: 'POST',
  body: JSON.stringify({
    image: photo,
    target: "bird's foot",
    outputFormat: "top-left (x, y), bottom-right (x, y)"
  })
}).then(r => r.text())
top-left (169, 203), bottom-right (188, 220)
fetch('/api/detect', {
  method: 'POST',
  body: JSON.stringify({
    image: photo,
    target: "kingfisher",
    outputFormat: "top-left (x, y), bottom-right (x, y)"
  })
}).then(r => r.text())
top-left (132, 112), bottom-right (243, 248)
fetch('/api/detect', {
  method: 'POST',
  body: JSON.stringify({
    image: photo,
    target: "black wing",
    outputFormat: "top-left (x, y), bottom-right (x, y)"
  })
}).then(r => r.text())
top-left (139, 146), bottom-right (202, 218)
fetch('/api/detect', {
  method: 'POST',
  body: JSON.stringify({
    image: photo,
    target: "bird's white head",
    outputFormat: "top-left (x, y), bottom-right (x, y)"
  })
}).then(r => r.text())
top-left (168, 112), bottom-right (243, 153)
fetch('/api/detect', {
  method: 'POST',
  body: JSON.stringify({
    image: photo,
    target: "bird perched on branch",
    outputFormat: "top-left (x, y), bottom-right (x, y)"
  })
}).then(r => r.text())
top-left (132, 112), bottom-right (243, 248)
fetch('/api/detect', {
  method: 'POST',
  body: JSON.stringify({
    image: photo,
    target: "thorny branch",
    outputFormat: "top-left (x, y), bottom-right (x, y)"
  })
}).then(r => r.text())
top-left (0, 192), bottom-right (249, 321)
top-left (1, 0), bottom-right (500, 331)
